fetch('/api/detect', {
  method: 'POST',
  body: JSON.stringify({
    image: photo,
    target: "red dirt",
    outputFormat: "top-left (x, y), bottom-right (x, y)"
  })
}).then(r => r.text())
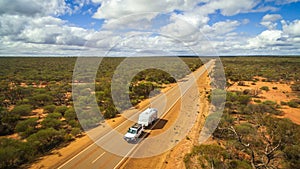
top-left (228, 79), bottom-right (300, 125)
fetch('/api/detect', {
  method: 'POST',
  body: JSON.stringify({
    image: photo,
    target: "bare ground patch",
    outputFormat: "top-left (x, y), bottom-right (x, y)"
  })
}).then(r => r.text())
top-left (228, 79), bottom-right (300, 125)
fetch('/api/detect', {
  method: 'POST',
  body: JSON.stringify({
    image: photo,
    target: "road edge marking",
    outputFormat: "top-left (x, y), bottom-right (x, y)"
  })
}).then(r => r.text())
top-left (91, 152), bottom-right (106, 164)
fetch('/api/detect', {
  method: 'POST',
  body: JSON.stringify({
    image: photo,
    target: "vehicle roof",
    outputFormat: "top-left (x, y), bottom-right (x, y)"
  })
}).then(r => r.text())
top-left (130, 123), bottom-right (142, 129)
top-left (140, 108), bottom-right (157, 116)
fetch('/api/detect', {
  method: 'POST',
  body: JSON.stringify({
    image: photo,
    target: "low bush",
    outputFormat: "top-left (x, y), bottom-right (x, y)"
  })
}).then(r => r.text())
top-left (254, 99), bottom-right (261, 103)
top-left (287, 101), bottom-right (299, 108)
top-left (10, 104), bottom-right (32, 116)
top-left (260, 86), bottom-right (269, 91)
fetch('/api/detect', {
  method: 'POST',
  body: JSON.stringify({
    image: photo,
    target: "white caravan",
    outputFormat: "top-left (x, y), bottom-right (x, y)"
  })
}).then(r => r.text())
top-left (138, 108), bottom-right (158, 127)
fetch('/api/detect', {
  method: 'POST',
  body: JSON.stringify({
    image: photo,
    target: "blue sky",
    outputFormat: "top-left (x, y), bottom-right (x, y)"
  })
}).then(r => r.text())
top-left (0, 0), bottom-right (300, 56)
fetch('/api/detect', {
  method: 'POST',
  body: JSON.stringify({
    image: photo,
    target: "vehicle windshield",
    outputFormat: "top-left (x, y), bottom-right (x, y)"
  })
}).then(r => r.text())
top-left (127, 128), bottom-right (136, 134)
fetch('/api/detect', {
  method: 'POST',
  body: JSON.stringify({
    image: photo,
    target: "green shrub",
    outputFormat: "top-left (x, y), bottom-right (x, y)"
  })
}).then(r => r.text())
top-left (0, 138), bottom-right (36, 168)
top-left (229, 160), bottom-right (252, 169)
top-left (287, 101), bottom-right (299, 108)
top-left (68, 120), bottom-right (80, 128)
top-left (0, 109), bottom-right (20, 135)
top-left (254, 99), bottom-right (261, 103)
top-left (27, 128), bottom-right (65, 153)
top-left (43, 105), bottom-right (56, 113)
top-left (41, 117), bottom-right (62, 129)
top-left (30, 94), bottom-right (53, 107)
top-left (103, 105), bottom-right (117, 119)
top-left (291, 83), bottom-right (300, 91)
top-left (260, 86), bottom-right (269, 91)
top-left (15, 118), bottom-right (38, 138)
top-left (47, 112), bottom-right (62, 119)
top-left (235, 123), bottom-right (256, 135)
top-left (10, 104), bottom-right (32, 116)
top-left (205, 112), bottom-right (223, 133)
top-left (54, 106), bottom-right (68, 116)
top-left (184, 145), bottom-right (229, 169)
top-left (262, 100), bottom-right (277, 106)
top-left (71, 128), bottom-right (81, 137)
top-left (283, 145), bottom-right (300, 168)
top-left (64, 108), bottom-right (77, 121)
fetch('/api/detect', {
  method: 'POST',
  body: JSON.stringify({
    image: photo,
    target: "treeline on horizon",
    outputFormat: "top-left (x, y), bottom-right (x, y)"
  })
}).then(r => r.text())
top-left (1, 55), bottom-right (300, 58)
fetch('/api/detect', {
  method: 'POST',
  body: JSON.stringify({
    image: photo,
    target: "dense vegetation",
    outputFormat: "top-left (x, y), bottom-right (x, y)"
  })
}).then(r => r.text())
top-left (185, 57), bottom-right (300, 169)
top-left (0, 57), bottom-right (202, 168)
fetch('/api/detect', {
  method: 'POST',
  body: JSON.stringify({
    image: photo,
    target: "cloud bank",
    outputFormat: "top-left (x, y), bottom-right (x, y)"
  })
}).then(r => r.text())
top-left (0, 0), bottom-right (300, 56)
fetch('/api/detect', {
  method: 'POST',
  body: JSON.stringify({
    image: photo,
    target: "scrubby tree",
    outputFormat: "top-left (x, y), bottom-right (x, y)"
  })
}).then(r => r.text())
top-left (30, 94), bottom-right (53, 107)
top-left (64, 108), bottom-right (76, 121)
top-left (41, 117), bottom-right (62, 130)
top-left (27, 128), bottom-right (65, 153)
top-left (10, 104), bottom-right (32, 116)
top-left (0, 107), bottom-right (20, 135)
top-left (43, 105), bottom-right (56, 113)
top-left (15, 118), bottom-right (38, 138)
top-left (47, 112), bottom-right (62, 119)
top-left (54, 106), bottom-right (68, 116)
top-left (0, 138), bottom-right (35, 168)
top-left (70, 127), bottom-right (81, 137)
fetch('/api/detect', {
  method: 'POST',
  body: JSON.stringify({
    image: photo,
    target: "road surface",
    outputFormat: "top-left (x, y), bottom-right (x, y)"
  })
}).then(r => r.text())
top-left (56, 60), bottom-right (214, 169)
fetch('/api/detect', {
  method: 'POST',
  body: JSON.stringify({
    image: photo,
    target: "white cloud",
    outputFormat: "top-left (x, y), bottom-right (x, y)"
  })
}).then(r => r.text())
top-left (201, 20), bottom-right (241, 37)
top-left (246, 30), bottom-right (283, 49)
top-left (0, 0), bottom-right (71, 16)
top-left (262, 14), bottom-right (282, 22)
top-left (242, 20), bottom-right (300, 52)
top-left (93, 0), bottom-right (187, 19)
top-left (0, 14), bottom-right (28, 36)
top-left (159, 13), bottom-right (205, 44)
top-left (260, 14), bottom-right (282, 29)
top-left (267, 0), bottom-right (300, 5)
top-left (0, 14), bottom-right (113, 54)
top-left (88, 0), bottom-right (286, 56)
top-left (282, 20), bottom-right (300, 37)
top-left (1, 0), bottom-right (300, 56)
top-left (201, 0), bottom-right (259, 16)
top-left (102, 13), bottom-right (157, 30)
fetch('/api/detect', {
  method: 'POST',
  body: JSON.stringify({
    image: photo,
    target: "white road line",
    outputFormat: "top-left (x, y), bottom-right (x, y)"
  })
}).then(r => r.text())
top-left (91, 152), bottom-right (106, 164)
top-left (57, 143), bottom-right (96, 169)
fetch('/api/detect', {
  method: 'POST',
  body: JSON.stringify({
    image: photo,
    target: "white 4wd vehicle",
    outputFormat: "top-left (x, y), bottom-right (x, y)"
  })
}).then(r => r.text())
top-left (124, 123), bottom-right (144, 142)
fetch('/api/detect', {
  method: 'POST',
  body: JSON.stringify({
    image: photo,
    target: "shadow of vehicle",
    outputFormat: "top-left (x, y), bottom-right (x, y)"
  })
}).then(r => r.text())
top-left (151, 119), bottom-right (168, 130)
top-left (125, 119), bottom-right (168, 144)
